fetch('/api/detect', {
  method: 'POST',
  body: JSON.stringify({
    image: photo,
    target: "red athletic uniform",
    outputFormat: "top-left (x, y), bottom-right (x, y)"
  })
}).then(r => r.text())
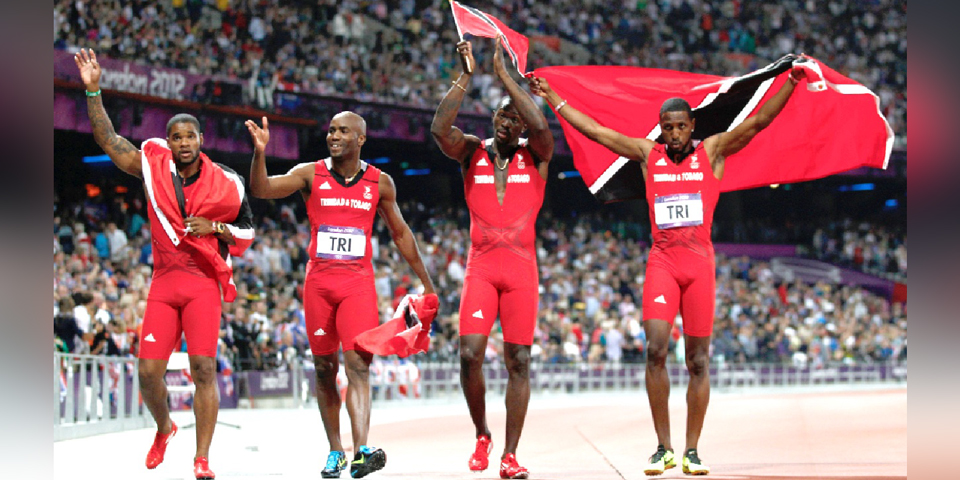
top-left (303, 158), bottom-right (382, 355)
top-left (140, 159), bottom-right (254, 359)
top-left (459, 139), bottom-right (545, 345)
top-left (642, 142), bottom-right (720, 337)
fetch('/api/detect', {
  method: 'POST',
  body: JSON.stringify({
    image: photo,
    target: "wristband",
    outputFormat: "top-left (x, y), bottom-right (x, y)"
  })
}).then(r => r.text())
top-left (214, 221), bottom-right (226, 235)
top-left (555, 99), bottom-right (568, 112)
top-left (85, 89), bottom-right (102, 97)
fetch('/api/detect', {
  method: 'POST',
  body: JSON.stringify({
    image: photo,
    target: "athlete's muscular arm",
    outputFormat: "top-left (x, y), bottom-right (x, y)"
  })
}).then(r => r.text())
top-left (74, 49), bottom-right (142, 178)
top-left (529, 75), bottom-right (654, 163)
top-left (493, 39), bottom-right (553, 166)
top-left (705, 64), bottom-right (808, 165)
top-left (377, 173), bottom-right (436, 295)
top-left (246, 116), bottom-right (314, 198)
top-left (430, 40), bottom-right (482, 164)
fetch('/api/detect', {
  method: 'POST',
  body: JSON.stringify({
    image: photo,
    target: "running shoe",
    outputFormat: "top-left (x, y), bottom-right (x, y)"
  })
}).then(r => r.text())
top-left (350, 445), bottom-right (386, 478)
top-left (193, 456), bottom-right (215, 479)
top-left (499, 453), bottom-right (529, 479)
top-left (643, 444), bottom-right (676, 475)
top-left (682, 449), bottom-right (710, 475)
top-left (145, 421), bottom-right (178, 469)
top-left (468, 434), bottom-right (493, 471)
top-left (322, 451), bottom-right (348, 478)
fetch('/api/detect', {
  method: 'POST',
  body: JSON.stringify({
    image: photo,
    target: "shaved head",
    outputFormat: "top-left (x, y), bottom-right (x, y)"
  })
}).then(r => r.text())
top-left (496, 96), bottom-right (516, 113)
top-left (332, 111), bottom-right (367, 135)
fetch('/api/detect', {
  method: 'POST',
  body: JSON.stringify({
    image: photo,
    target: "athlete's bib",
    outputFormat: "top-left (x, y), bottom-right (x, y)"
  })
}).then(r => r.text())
top-left (654, 193), bottom-right (704, 229)
top-left (316, 225), bottom-right (366, 260)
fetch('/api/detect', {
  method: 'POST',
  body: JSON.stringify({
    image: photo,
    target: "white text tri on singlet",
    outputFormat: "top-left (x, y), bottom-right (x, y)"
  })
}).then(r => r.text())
top-left (316, 225), bottom-right (366, 260)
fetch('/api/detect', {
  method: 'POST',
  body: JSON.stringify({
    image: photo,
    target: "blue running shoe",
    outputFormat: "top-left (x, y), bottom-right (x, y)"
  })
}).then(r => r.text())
top-left (322, 451), bottom-right (347, 478)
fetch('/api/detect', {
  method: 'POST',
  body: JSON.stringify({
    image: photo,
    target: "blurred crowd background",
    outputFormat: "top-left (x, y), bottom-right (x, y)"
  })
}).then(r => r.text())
top-left (53, 0), bottom-right (907, 371)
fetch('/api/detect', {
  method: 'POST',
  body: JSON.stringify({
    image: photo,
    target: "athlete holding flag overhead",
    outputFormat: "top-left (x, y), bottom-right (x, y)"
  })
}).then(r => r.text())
top-left (432, 34), bottom-right (552, 478)
top-left (530, 62), bottom-right (810, 475)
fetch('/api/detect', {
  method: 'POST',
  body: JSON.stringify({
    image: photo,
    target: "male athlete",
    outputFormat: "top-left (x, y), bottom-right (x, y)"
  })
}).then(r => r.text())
top-left (246, 111), bottom-right (436, 478)
top-left (75, 48), bottom-right (255, 480)
top-left (531, 62), bottom-right (808, 475)
top-left (431, 39), bottom-right (554, 479)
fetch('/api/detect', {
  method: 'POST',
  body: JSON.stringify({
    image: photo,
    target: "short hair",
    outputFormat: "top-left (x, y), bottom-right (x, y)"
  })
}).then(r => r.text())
top-left (659, 97), bottom-right (693, 118)
top-left (166, 113), bottom-right (201, 136)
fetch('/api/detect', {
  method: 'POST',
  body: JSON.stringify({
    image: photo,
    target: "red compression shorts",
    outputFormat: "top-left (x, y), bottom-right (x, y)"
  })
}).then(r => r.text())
top-left (458, 252), bottom-right (539, 345)
top-left (641, 249), bottom-right (716, 338)
top-left (139, 270), bottom-right (222, 359)
top-left (303, 264), bottom-right (379, 356)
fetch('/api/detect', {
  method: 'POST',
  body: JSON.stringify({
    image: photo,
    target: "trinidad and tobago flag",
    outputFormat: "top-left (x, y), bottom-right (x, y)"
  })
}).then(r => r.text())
top-left (449, 0), bottom-right (530, 76)
top-left (534, 55), bottom-right (894, 203)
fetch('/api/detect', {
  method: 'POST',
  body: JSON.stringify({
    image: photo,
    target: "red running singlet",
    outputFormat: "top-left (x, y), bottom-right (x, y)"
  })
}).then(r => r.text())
top-left (458, 139), bottom-right (546, 345)
top-left (140, 180), bottom-right (222, 359)
top-left (641, 142), bottom-right (721, 337)
top-left (303, 158), bottom-right (382, 354)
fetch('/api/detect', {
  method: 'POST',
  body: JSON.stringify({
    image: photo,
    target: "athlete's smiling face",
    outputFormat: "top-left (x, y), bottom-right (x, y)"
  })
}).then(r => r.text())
top-left (327, 112), bottom-right (367, 160)
top-left (167, 122), bottom-right (203, 166)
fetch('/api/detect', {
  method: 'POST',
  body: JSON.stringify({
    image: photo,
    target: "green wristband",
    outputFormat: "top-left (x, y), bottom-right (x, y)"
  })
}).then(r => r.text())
top-left (85, 89), bottom-right (101, 97)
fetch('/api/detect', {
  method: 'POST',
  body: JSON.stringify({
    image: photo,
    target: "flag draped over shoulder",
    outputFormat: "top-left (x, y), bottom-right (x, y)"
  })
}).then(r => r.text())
top-left (449, 0), bottom-right (530, 76)
top-left (141, 139), bottom-right (253, 302)
top-left (355, 294), bottom-right (439, 358)
top-left (534, 55), bottom-right (894, 203)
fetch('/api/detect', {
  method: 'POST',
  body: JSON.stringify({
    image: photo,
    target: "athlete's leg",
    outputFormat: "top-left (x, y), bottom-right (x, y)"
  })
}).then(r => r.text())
top-left (643, 319), bottom-right (674, 448)
top-left (460, 334), bottom-right (492, 438)
top-left (180, 279), bottom-right (222, 461)
top-left (334, 283), bottom-right (381, 450)
top-left (458, 273), bottom-right (499, 439)
top-left (343, 348), bottom-right (374, 448)
top-left (641, 263), bottom-right (682, 450)
top-left (187, 355), bottom-right (218, 459)
top-left (683, 335), bottom-right (711, 452)
top-left (138, 293), bottom-right (182, 437)
top-left (678, 270), bottom-right (716, 453)
top-left (498, 279), bottom-right (537, 458)
top-left (304, 273), bottom-right (343, 452)
top-left (502, 342), bottom-right (531, 456)
top-left (314, 353), bottom-right (345, 452)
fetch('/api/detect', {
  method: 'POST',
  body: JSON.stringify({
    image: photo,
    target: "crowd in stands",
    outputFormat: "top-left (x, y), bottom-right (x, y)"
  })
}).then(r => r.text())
top-left (54, 187), bottom-right (907, 371)
top-left (53, 0), bottom-right (906, 144)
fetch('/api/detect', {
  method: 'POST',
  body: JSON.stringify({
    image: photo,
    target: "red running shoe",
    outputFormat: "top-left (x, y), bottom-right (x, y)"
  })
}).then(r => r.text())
top-left (145, 421), bottom-right (178, 469)
top-left (468, 434), bottom-right (493, 471)
top-left (194, 456), bottom-right (216, 479)
top-left (499, 453), bottom-right (529, 479)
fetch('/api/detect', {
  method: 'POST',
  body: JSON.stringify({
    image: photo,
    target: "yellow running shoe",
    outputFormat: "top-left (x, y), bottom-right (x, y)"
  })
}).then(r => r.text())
top-left (682, 449), bottom-right (710, 475)
top-left (643, 445), bottom-right (676, 475)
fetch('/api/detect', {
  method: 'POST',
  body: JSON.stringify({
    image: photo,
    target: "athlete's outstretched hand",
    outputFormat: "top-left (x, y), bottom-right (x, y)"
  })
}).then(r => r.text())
top-left (73, 48), bottom-right (102, 90)
top-left (245, 116), bottom-right (270, 154)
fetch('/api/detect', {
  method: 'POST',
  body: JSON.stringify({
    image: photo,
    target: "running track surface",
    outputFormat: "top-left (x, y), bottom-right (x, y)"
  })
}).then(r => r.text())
top-left (54, 387), bottom-right (906, 480)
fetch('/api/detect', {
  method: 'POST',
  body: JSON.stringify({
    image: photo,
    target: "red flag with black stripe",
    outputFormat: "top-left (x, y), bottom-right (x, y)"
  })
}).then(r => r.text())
top-left (449, 0), bottom-right (530, 76)
top-left (534, 55), bottom-right (893, 203)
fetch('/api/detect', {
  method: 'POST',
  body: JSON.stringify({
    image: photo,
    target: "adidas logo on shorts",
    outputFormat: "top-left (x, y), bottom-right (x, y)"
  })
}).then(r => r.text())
top-left (654, 295), bottom-right (667, 304)
top-left (472, 309), bottom-right (483, 319)
top-left (314, 328), bottom-right (326, 336)
top-left (144, 333), bottom-right (156, 342)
